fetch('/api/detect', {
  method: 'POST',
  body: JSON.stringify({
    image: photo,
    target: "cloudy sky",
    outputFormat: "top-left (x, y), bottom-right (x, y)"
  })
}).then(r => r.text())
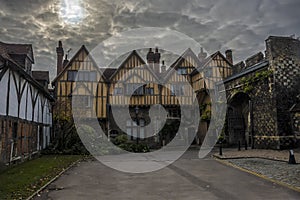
top-left (1, 0), bottom-right (300, 79)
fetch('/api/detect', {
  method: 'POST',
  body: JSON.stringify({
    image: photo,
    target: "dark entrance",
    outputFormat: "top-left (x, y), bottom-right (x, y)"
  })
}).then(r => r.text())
top-left (227, 92), bottom-right (251, 147)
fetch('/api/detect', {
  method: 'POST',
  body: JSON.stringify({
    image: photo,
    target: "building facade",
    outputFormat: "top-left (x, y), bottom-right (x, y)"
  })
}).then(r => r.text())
top-left (52, 42), bottom-right (232, 147)
top-left (0, 42), bottom-right (53, 164)
top-left (52, 36), bottom-right (299, 150)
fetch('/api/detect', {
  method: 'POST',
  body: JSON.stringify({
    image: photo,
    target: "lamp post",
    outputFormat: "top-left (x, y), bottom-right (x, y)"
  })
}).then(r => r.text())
top-left (135, 106), bottom-right (139, 144)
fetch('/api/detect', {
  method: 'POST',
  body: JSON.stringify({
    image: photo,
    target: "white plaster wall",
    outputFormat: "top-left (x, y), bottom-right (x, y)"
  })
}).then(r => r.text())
top-left (19, 83), bottom-right (28, 119)
top-left (26, 88), bottom-right (33, 120)
top-left (43, 100), bottom-right (50, 125)
top-left (0, 70), bottom-right (8, 115)
top-left (38, 96), bottom-right (43, 123)
top-left (43, 126), bottom-right (50, 148)
top-left (34, 95), bottom-right (40, 122)
top-left (8, 72), bottom-right (18, 117)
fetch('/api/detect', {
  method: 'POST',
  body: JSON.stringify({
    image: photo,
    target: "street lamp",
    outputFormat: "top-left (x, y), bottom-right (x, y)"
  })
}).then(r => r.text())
top-left (135, 106), bottom-right (139, 144)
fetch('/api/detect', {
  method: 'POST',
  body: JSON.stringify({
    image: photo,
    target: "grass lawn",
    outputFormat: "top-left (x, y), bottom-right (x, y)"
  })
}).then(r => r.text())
top-left (0, 155), bottom-right (83, 200)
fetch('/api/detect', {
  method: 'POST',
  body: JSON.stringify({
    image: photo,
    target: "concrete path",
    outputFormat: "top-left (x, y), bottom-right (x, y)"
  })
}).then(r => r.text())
top-left (34, 149), bottom-right (300, 200)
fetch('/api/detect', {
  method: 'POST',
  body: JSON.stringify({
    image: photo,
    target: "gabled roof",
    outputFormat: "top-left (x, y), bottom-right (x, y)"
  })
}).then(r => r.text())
top-left (0, 41), bottom-right (34, 64)
top-left (170, 48), bottom-right (202, 69)
top-left (108, 50), bottom-right (161, 82)
top-left (32, 71), bottom-right (50, 83)
top-left (190, 51), bottom-right (233, 76)
top-left (0, 43), bottom-right (53, 101)
top-left (164, 48), bottom-right (202, 80)
top-left (0, 42), bottom-right (24, 67)
top-left (99, 68), bottom-right (117, 80)
top-left (52, 45), bottom-right (107, 83)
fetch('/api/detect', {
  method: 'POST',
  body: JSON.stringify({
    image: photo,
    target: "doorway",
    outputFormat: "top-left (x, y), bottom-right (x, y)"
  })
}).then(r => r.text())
top-left (227, 92), bottom-right (251, 147)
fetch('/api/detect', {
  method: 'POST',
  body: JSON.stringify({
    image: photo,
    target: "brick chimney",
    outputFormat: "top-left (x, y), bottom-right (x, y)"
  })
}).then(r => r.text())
top-left (161, 60), bottom-right (166, 73)
top-left (56, 41), bottom-right (64, 75)
top-left (147, 48), bottom-right (155, 73)
top-left (153, 47), bottom-right (161, 74)
top-left (146, 48), bottom-right (154, 63)
top-left (198, 47), bottom-right (207, 62)
top-left (225, 49), bottom-right (233, 64)
top-left (154, 47), bottom-right (161, 63)
top-left (63, 54), bottom-right (69, 68)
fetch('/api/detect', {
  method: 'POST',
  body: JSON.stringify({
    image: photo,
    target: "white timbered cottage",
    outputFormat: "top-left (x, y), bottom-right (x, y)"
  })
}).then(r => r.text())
top-left (0, 41), bottom-right (54, 164)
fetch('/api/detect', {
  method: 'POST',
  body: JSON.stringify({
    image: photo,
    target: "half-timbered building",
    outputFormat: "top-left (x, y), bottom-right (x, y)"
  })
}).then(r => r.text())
top-left (52, 42), bottom-right (233, 147)
top-left (0, 41), bottom-right (53, 164)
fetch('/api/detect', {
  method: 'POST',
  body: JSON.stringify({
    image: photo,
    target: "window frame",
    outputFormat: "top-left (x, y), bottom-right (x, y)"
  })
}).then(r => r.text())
top-left (170, 84), bottom-right (184, 96)
top-left (125, 83), bottom-right (145, 96)
top-left (67, 70), bottom-right (78, 82)
top-left (177, 67), bottom-right (188, 75)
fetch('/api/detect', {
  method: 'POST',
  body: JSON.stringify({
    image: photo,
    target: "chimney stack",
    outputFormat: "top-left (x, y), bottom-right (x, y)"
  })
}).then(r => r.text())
top-left (63, 54), bottom-right (69, 68)
top-left (153, 47), bottom-right (161, 74)
top-left (154, 47), bottom-right (161, 64)
top-left (161, 60), bottom-right (166, 73)
top-left (56, 41), bottom-right (64, 75)
top-left (225, 49), bottom-right (233, 64)
top-left (146, 48), bottom-right (154, 63)
top-left (198, 47), bottom-right (207, 62)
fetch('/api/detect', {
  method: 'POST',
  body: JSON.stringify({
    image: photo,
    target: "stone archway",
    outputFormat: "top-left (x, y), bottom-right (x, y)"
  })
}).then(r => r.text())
top-left (227, 92), bottom-right (251, 147)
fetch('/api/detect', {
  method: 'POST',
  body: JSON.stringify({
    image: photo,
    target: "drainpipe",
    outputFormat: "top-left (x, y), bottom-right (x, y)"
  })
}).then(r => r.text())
top-left (9, 139), bottom-right (14, 164)
top-left (249, 100), bottom-right (254, 149)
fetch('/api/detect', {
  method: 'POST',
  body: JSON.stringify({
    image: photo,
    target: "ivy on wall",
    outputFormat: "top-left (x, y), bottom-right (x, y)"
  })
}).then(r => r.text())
top-left (200, 102), bottom-right (211, 121)
top-left (237, 70), bottom-right (273, 94)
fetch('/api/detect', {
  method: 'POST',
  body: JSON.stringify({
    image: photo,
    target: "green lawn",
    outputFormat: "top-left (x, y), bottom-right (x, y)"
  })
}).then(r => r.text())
top-left (0, 155), bottom-right (83, 200)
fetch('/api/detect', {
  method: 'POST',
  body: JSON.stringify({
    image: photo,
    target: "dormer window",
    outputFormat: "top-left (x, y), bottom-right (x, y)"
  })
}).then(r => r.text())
top-left (177, 68), bottom-right (187, 75)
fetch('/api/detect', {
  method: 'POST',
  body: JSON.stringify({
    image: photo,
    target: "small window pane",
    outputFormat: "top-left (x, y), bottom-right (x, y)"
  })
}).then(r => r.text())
top-left (177, 68), bottom-right (187, 75)
top-left (140, 128), bottom-right (145, 139)
top-left (114, 88), bottom-right (123, 95)
top-left (78, 71), bottom-right (84, 81)
top-left (90, 71), bottom-right (97, 81)
top-left (67, 71), bottom-right (78, 81)
top-left (146, 88), bottom-right (154, 95)
top-left (140, 119), bottom-right (145, 126)
top-left (132, 128), bottom-right (137, 138)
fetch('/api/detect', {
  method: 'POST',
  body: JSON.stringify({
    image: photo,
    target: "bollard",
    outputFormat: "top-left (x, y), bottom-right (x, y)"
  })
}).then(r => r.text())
top-left (238, 141), bottom-right (241, 151)
top-left (219, 142), bottom-right (223, 156)
top-left (288, 150), bottom-right (297, 164)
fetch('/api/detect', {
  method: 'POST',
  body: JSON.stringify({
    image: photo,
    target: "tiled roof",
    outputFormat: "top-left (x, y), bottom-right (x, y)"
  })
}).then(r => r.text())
top-left (0, 42), bottom-right (23, 67)
top-left (222, 61), bottom-right (269, 84)
top-left (0, 41), bottom-right (53, 101)
top-left (32, 71), bottom-right (50, 83)
top-left (2, 42), bottom-right (34, 63)
top-left (9, 54), bottom-right (27, 68)
top-left (100, 68), bottom-right (117, 80)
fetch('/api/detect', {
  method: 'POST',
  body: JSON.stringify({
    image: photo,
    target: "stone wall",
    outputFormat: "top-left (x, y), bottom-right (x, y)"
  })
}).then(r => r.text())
top-left (266, 36), bottom-right (300, 148)
top-left (224, 66), bottom-right (279, 149)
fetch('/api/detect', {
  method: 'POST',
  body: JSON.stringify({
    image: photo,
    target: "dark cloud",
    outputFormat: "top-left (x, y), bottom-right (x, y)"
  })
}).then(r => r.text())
top-left (0, 0), bottom-right (299, 79)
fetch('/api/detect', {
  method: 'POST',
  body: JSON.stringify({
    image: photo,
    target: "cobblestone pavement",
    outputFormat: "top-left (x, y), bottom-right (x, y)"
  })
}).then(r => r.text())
top-left (214, 148), bottom-right (300, 162)
top-left (213, 147), bottom-right (300, 191)
top-left (227, 158), bottom-right (300, 190)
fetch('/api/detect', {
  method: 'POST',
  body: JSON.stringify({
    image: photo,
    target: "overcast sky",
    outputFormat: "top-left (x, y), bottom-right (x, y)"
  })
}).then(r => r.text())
top-left (1, 0), bottom-right (300, 79)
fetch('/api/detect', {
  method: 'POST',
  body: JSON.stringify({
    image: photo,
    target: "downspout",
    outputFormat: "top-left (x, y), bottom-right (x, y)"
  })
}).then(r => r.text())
top-left (249, 100), bottom-right (254, 149)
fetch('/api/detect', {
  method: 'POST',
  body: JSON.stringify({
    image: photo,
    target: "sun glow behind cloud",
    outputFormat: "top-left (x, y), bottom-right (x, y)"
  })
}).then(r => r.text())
top-left (59, 0), bottom-right (86, 25)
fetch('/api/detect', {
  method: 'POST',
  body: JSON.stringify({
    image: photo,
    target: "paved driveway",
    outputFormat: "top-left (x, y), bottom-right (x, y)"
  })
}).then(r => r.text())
top-left (34, 149), bottom-right (300, 200)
